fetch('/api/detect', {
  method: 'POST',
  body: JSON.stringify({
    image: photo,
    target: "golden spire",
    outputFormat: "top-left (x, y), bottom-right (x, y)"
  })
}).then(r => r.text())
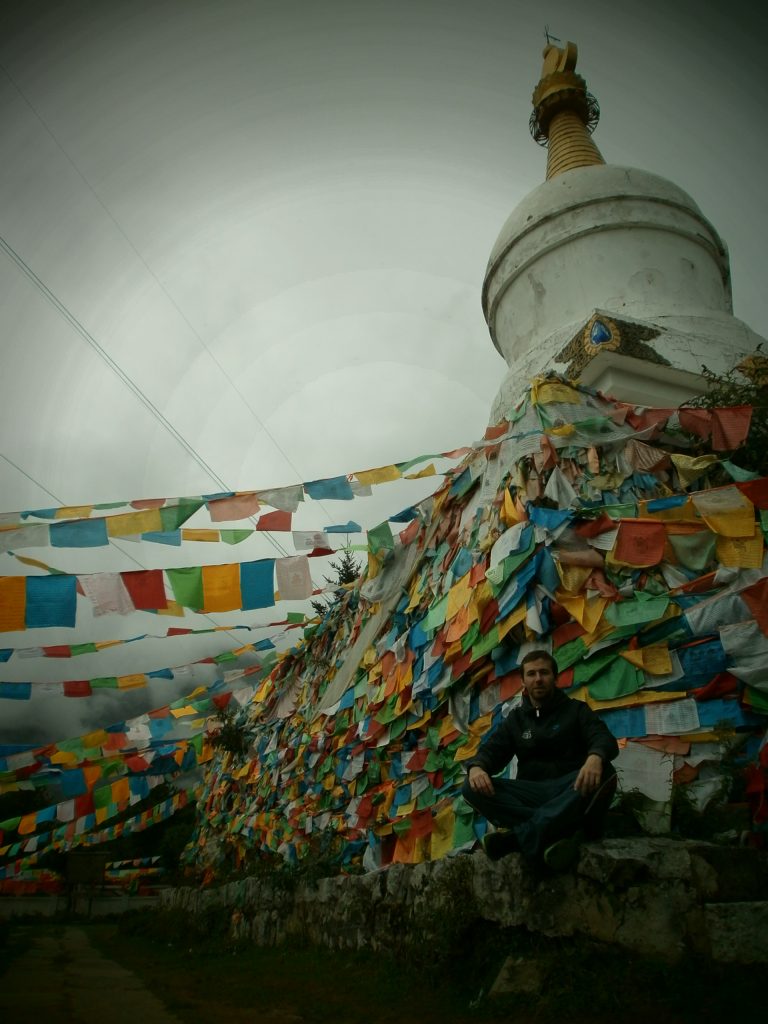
top-left (530, 41), bottom-right (605, 180)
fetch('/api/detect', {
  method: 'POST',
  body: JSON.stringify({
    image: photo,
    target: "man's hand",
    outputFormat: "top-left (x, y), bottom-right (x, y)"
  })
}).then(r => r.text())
top-left (468, 766), bottom-right (494, 796)
top-left (574, 753), bottom-right (603, 794)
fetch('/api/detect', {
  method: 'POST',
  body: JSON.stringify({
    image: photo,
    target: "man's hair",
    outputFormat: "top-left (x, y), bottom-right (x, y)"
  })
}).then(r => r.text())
top-left (520, 649), bottom-right (558, 676)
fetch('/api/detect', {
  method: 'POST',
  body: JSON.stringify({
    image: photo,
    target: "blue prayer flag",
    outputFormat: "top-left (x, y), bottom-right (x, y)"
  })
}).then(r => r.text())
top-left (49, 518), bottom-right (108, 548)
top-left (0, 682), bottom-right (31, 700)
top-left (304, 476), bottom-right (354, 501)
top-left (240, 559), bottom-right (276, 609)
top-left (25, 575), bottom-right (77, 629)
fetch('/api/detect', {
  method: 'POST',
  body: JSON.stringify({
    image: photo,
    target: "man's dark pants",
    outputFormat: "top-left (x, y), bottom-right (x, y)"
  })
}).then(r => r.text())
top-left (461, 768), bottom-right (617, 860)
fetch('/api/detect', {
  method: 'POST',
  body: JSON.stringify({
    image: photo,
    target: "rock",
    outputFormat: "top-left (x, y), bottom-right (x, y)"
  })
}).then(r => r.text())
top-left (489, 955), bottom-right (546, 996)
top-left (705, 902), bottom-right (768, 963)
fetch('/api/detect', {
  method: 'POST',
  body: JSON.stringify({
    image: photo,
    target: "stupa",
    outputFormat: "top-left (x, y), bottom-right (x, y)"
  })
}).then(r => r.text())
top-left (485, 41), bottom-right (766, 416)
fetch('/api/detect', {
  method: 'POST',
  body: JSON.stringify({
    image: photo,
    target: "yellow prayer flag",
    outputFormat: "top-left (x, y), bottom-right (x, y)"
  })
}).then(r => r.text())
top-left (105, 509), bottom-right (163, 537)
top-left (202, 563), bottom-right (241, 613)
top-left (446, 572), bottom-right (472, 619)
top-left (157, 599), bottom-right (184, 617)
top-left (716, 531), bottom-right (764, 569)
top-left (94, 640), bottom-right (122, 651)
top-left (181, 529), bottom-right (221, 542)
top-left (430, 803), bottom-right (456, 860)
top-left (111, 778), bottom-right (130, 804)
top-left (454, 712), bottom-right (493, 762)
top-left (82, 729), bottom-right (108, 749)
top-left (620, 644), bottom-right (672, 675)
top-left (55, 505), bottom-right (93, 519)
top-left (531, 378), bottom-right (580, 405)
top-left (355, 464), bottom-right (401, 486)
top-left (585, 689), bottom-right (687, 710)
top-left (556, 593), bottom-right (607, 633)
top-left (670, 453), bottom-right (720, 488)
top-left (501, 488), bottom-right (519, 527)
top-left (117, 674), bottom-right (146, 690)
top-left (405, 463), bottom-right (437, 480)
top-left (498, 603), bottom-right (527, 639)
top-left (555, 560), bottom-right (591, 594)
top-left (18, 812), bottom-right (38, 835)
top-left (0, 576), bottom-right (26, 632)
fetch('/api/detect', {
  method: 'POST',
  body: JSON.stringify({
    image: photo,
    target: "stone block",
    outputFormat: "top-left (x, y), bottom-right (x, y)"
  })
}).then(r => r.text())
top-left (705, 902), bottom-right (768, 963)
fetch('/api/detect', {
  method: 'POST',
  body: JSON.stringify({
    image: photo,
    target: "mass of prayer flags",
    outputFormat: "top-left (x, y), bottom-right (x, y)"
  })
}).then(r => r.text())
top-left (1, 380), bottom-right (767, 880)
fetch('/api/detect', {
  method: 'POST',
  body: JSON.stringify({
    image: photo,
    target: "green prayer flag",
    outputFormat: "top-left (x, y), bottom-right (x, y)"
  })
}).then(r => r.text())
top-left (166, 566), bottom-right (204, 609)
top-left (367, 520), bottom-right (394, 554)
top-left (70, 643), bottom-right (98, 657)
top-left (392, 816), bottom-right (413, 836)
top-left (423, 594), bottom-right (449, 632)
top-left (721, 460), bottom-right (759, 482)
top-left (389, 716), bottom-right (407, 740)
top-left (555, 637), bottom-right (587, 672)
top-left (606, 593), bottom-right (669, 628)
top-left (91, 676), bottom-right (118, 688)
top-left (471, 624), bottom-right (500, 662)
top-left (603, 502), bottom-right (638, 520)
top-left (461, 619), bottom-right (481, 653)
top-left (452, 803), bottom-right (476, 846)
top-left (286, 612), bottom-right (305, 623)
top-left (160, 499), bottom-right (204, 532)
top-left (220, 529), bottom-right (252, 545)
top-left (668, 531), bottom-right (716, 572)
top-left (587, 659), bottom-right (643, 701)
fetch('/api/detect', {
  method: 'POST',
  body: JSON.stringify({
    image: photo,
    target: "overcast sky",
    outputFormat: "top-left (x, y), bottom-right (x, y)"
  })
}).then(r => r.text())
top-left (1, 0), bottom-right (766, 744)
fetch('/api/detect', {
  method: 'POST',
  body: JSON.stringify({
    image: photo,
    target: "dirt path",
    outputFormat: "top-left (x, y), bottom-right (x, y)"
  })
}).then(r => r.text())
top-left (2, 925), bottom-right (183, 1023)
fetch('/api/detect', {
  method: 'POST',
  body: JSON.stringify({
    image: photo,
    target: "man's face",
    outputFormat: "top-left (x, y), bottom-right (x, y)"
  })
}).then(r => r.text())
top-left (521, 658), bottom-right (557, 706)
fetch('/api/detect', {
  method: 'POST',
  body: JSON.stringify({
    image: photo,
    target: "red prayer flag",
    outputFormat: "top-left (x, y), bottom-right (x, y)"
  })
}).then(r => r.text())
top-left (711, 406), bottom-right (752, 450)
top-left (742, 578), bottom-right (768, 635)
top-left (63, 680), bottom-right (92, 697)
top-left (256, 509), bottom-right (292, 531)
top-left (679, 407), bottom-right (712, 439)
top-left (613, 520), bottom-right (667, 567)
top-left (43, 645), bottom-right (72, 658)
top-left (121, 569), bottom-right (167, 610)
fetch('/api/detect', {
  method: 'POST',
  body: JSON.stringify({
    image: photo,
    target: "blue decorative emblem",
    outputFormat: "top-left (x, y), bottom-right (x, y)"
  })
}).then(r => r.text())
top-left (590, 319), bottom-right (612, 345)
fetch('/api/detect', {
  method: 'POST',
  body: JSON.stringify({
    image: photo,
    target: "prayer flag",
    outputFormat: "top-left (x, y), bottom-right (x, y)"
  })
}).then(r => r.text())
top-left (207, 493), bottom-right (261, 522)
top-left (166, 567), bottom-right (204, 609)
top-left (275, 556), bottom-right (312, 600)
top-left (202, 563), bottom-right (242, 612)
top-left (121, 570), bottom-right (167, 610)
top-left (240, 560), bottom-right (275, 609)
top-left (25, 575), bottom-right (77, 628)
top-left (0, 577), bottom-right (26, 632)
top-left (304, 476), bottom-right (354, 501)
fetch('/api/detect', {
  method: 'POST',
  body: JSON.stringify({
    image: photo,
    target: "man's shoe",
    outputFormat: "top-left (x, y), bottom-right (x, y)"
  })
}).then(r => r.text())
top-left (481, 830), bottom-right (520, 862)
top-left (543, 831), bottom-right (583, 872)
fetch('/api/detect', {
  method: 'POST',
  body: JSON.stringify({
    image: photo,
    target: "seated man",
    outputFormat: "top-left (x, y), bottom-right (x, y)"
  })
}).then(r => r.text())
top-left (462, 649), bottom-right (618, 869)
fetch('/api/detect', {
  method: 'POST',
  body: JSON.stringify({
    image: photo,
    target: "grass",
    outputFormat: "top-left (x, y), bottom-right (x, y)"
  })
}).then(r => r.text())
top-left (1, 912), bottom-right (763, 1023)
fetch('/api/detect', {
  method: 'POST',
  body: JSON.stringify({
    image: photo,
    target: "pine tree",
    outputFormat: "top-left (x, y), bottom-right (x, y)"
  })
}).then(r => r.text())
top-left (311, 546), bottom-right (362, 617)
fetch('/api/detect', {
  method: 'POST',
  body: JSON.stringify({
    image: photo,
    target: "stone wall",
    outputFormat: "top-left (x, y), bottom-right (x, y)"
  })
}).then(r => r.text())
top-left (162, 838), bottom-right (768, 964)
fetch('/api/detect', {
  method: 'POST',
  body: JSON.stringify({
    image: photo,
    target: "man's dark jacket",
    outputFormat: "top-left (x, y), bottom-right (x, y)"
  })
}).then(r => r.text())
top-left (467, 688), bottom-right (619, 782)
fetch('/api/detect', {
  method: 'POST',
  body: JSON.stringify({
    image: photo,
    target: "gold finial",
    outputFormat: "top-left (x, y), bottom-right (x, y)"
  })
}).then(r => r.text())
top-left (530, 40), bottom-right (605, 180)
